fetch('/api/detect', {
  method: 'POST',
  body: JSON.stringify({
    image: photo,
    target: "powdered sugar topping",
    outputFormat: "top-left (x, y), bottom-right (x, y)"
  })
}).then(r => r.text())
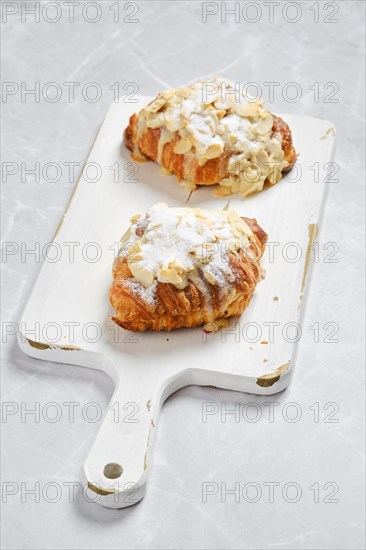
top-left (119, 203), bottom-right (253, 292)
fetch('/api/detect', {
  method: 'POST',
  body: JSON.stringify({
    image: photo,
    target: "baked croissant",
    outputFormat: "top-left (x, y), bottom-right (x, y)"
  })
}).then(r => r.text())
top-left (124, 78), bottom-right (296, 196)
top-left (110, 203), bottom-right (267, 331)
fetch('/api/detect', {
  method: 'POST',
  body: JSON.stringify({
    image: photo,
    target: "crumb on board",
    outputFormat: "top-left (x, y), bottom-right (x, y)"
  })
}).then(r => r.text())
top-left (203, 319), bottom-right (228, 333)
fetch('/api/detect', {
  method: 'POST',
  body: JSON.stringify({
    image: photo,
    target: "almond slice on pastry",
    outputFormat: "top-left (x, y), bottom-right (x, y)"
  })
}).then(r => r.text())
top-left (124, 77), bottom-right (297, 197)
top-left (110, 203), bottom-right (267, 331)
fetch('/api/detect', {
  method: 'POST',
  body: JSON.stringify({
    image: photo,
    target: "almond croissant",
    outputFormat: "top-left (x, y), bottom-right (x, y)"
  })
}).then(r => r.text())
top-left (110, 203), bottom-right (267, 331)
top-left (124, 78), bottom-right (296, 196)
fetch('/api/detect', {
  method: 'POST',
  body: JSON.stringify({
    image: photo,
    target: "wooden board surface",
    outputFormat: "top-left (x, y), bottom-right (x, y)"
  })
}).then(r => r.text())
top-left (18, 97), bottom-right (336, 507)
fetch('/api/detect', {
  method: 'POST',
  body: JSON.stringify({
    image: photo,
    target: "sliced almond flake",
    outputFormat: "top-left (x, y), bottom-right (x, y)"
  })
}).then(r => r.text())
top-left (174, 139), bottom-right (192, 154)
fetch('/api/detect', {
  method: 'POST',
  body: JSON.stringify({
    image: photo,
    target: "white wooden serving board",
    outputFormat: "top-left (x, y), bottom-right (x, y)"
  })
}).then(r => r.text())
top-left (18, 96), bottom-right (336, 508)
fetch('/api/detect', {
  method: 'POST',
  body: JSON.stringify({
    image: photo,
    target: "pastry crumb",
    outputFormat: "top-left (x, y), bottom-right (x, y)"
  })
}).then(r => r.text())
top-left (203, 319), bottom-right (228, 333)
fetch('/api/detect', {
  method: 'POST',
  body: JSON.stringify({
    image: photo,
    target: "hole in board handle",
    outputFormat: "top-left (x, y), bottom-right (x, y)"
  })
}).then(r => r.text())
top-left (103, 463), bottom-right (123, 479)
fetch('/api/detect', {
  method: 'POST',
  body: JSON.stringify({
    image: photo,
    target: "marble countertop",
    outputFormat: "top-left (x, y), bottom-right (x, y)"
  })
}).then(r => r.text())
top-left (1, 1), bottom-right (365, 549)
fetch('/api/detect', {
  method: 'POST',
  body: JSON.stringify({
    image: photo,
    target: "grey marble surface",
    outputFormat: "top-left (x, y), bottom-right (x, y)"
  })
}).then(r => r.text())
top-left (1, 1), bottom-right (365, 549)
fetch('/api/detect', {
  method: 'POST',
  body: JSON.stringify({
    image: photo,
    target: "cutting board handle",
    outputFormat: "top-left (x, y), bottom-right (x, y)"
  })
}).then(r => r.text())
top-left (83, 367), bottom-right (165, 509)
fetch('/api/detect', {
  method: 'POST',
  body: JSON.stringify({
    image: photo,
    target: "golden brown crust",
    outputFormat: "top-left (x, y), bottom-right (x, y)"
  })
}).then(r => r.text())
top-left (123, 115), bottom-right (135, 152)
top-left (110, 216), bottom-right (267, 332)
top-left (271, 115), bottom-right (297, 170)
top-left (124, 113), bottom-right (296, 188)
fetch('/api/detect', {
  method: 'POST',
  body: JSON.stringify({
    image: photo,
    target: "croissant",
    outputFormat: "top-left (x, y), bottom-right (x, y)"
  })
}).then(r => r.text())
top-left (110, 203), bottom-right (267, 331)
top-left (124, 78), bottom-right (296, 196)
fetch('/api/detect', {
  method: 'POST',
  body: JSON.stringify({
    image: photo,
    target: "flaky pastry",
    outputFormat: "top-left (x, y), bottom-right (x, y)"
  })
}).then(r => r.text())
top-left (124, 78), bottom-right (296, 196)
top-left (110, 203), bottom-right (267, 331)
